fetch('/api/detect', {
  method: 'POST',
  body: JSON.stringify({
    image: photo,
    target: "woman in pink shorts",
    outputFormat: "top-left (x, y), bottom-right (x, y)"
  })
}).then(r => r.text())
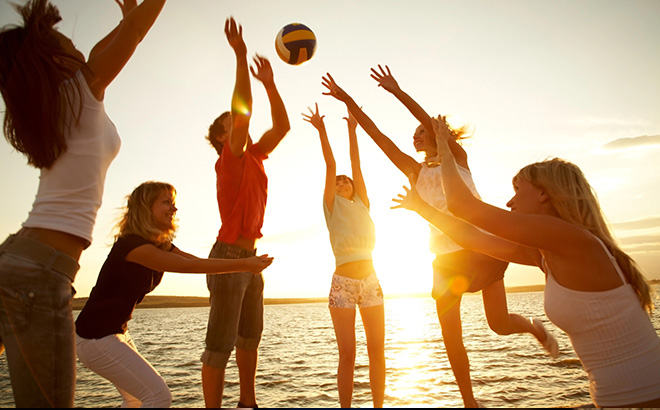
top-left (303, 104), bottom-right (385, 408)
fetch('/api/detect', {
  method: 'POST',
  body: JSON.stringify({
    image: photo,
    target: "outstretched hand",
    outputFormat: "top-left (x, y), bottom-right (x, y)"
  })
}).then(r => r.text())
top-left (391, 173), bottom-right (423, 212)
top-left (321, 73), bottom-right (350, 102)
top-left (302, 103), bottom-right (325, 131)
top-left (370, 64), bottom-right (400, 94)
top-left (432, 115), bottom-right (453, 155)
top-left (343, 107), bottom-right (358, 130)
top-left (224, 17), bottom-right (247, 56)
top-left (114, 0), bottom-right (137, 18)
top-left (245, 254), bottom-right (274, 274)
top-left (250, 54), bottom-right (274, 84)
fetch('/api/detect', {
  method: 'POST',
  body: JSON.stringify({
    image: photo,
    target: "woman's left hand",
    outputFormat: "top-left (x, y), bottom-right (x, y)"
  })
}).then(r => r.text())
top-left (302, 103), bottom-right (325, 130)
top-left (391, 173), bottom-right (423, 211)
top-left (433, 116), bottom-right (453, 155)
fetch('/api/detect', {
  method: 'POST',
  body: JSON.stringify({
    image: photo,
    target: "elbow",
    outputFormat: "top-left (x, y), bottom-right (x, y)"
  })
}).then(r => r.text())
top-left (121, 18), bottom-right (148, 44)
top-left (276, 115), bottom-right (291, 135)
top-left (279, 121), bottom-right (291, 136)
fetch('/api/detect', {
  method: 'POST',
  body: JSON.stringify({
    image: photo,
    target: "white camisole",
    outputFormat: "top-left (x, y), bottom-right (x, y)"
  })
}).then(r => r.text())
top-left (543, 238), bottom-right (660, 406)
top-left (416, 160), bottom-right (480, 255)
top-left (22, 70), bottom-right (121, 246)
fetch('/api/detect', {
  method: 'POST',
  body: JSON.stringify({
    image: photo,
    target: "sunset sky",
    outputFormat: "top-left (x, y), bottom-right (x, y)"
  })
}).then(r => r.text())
top-left (1, 0), bottom-right (659, 299)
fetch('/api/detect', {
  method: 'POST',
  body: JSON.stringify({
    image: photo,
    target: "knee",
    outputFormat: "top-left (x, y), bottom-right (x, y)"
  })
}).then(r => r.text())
top-left (367, 343), bottom-right (385, 361)
top-left (143, 385), bottom-right (172, 408)
top-left (337, 347), bottom-right (356, 364)
top-left (487, 318), bottom-right (512, 336)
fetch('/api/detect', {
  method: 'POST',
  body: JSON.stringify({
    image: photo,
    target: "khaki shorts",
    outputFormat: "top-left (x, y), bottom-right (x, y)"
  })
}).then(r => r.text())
top-left (201, 241), bottom-right (263, 369)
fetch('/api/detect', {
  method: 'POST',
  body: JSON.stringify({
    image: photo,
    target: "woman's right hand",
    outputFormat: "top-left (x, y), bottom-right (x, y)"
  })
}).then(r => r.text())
top-left (245, 254), bottom-right (274, 274)
top-left (302, 103), bottom-right (325, 131)
top-left (343, 107), bottom-right (358, 130)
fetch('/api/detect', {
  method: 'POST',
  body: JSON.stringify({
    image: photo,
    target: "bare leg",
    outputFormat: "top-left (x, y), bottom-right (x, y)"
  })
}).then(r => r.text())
top-left (202, 363), bottom-right (225, 408)
top-left (436, 293), bottom-right (478, 408)
top-left (481, 280), bottom-right (542, 339)
top-left (359, 304), bottom-right (386, 408)
top-left (236, 347), bottom-right (258, 407)
top-left (329, 307), bottom-right (357, 408)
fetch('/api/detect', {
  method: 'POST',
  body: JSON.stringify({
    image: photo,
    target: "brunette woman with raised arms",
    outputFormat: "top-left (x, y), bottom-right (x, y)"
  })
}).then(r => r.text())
top-left (0, 0), bottom-right (166, 406)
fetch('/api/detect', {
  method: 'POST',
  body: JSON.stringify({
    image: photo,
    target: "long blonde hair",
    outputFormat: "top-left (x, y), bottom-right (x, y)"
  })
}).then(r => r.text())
top-left (116, 181), bottom-right (177, 249)
top-left (515, 158), bottom-right (653, 313)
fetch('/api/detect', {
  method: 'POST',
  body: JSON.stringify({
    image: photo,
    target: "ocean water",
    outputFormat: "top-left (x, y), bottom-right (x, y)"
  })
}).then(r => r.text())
top-left (1, 291), bottom-right (659, 408)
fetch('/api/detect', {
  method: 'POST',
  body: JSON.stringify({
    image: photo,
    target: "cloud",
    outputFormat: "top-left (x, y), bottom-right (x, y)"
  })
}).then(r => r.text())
top-left (611, 216), bottom-right (660, 231)
top-left (618, 234), bottom-right (660, 248)
top-left (602, 135), bottom-right (660, 150)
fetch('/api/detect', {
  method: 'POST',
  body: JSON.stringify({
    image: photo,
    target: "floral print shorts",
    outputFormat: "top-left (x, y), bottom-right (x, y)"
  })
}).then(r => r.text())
top-left (328, 272), bottom-right (383, 309)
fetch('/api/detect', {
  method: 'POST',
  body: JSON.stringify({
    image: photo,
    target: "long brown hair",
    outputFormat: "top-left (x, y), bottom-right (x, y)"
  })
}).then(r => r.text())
top-left (515, 158), bottom-right (654, 313)
top-left (116, 181), bottom-right (178, 249)
top-left (0, 0), bottom-right (85, 169)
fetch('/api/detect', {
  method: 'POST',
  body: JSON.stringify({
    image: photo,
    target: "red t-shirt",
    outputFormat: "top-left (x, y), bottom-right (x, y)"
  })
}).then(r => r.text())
top-left (216, 141), bottom-right (268, 243)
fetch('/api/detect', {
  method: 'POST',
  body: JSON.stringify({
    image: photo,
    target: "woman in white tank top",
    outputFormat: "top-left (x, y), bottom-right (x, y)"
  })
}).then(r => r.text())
top-left (0, 1), bottom-right (166, 406)
top-left (393, 117), bottom-right (660, 408)
top-left (322, 67), bottom-right (557, 408)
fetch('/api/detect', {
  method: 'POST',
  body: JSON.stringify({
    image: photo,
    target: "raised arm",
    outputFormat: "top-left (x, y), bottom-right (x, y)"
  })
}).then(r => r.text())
top-left (433, 118), bottom-right (585, 253)
top-left (321, 73), bottom-right (420, 178)
top-left (224, 17), bottom-right (251, 157)
top-left (85, 0), bottom-right (166, 100)
top-left (346, 109), bottom-right (369, 208)
top-left (125, 244), bottom-right (273, 274)
top-left (371, 65), bottom-right (469, 168)
top-left (302, 103), bottom-right (336, 212)
top-left (391, 177), bottom-right (539, 266)
top-left (252, 55), bottom-right (291, 155)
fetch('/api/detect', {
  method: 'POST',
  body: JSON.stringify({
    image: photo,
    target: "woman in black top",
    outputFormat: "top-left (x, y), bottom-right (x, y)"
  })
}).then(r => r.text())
top-left (75, 181), bottom-right (272, 408)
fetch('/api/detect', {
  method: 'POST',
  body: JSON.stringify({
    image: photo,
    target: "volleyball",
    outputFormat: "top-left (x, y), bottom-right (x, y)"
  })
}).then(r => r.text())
top-left (275, 23), bottom-right (317, 65)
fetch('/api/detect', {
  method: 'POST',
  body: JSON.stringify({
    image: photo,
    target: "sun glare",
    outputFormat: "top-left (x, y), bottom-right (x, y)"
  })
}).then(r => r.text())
top-left (385, 298), bottom-right (438, 402)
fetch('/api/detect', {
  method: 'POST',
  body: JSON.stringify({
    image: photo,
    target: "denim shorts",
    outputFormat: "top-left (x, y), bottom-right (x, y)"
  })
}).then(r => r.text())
top-left (201, 241), bottom-right (264, 369)
top-left (329, 272), bottom-right (384, 309)
top-left (0, 234), bottom-right (78, 407)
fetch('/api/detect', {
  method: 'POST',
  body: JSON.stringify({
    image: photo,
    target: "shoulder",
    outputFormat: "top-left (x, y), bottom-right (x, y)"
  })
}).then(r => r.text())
top-left (249, 142), bottom-right (268, 160)
top-left (115, 234), bottom-right (152, 252)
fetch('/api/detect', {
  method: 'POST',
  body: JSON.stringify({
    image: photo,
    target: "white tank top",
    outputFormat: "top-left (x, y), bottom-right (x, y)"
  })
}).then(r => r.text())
top-left (543, 238), bottom-right (660, 406)
top-left (416, 161), bottom-right (480, 255)
top-left (22, 70), bottom-right (121, 246)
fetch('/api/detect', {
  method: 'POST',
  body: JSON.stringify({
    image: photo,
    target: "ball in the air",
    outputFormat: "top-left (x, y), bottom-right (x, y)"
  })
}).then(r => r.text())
top-left (275, 23), bottom-right (317, 65)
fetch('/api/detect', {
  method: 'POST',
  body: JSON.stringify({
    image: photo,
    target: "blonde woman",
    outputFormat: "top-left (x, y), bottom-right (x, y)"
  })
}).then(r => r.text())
top-left (75, 181), bottom-right (272, 408)
top-left (303, 104), bottom-right (385, 408)
top-left (393, 117), bottom-right (660, 408)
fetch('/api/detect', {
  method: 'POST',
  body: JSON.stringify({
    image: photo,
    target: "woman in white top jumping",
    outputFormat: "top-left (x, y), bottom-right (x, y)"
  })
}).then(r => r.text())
top-left (303, 103), bottom-right (386, 408)
top-left (0, 0), bottom-right (166, 406)
top-left (393, 117), bottom-right (660, 408)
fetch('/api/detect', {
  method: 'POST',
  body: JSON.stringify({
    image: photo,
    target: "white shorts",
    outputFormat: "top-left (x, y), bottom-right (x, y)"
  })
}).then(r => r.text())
top-left (328, 272), bottom-right (384, 309)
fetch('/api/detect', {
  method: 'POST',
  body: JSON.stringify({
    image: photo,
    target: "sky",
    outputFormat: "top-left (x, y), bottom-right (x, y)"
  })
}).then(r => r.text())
top-left (1, 0), bottom-right (659, 299)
